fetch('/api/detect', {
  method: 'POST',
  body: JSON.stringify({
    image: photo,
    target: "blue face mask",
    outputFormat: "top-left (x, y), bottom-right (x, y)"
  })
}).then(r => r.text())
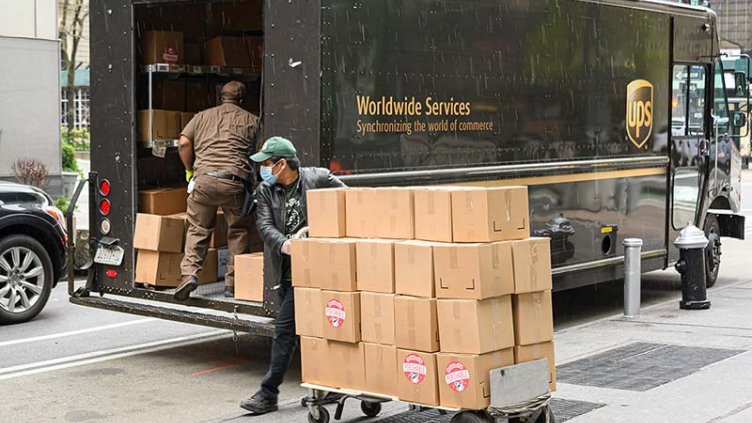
top-left (259, 161), bottom-right (282, 184)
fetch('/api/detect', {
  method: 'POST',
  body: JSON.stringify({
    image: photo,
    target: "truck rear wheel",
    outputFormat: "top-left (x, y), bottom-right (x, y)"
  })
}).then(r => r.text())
top-left (704, 214), bottom-right (721, 288)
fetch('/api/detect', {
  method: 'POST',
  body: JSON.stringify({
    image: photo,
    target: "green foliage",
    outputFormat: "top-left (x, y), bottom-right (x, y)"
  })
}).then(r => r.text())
top-left (61, 126), bottom-right (91, 151)
top-left (62, 140), bottom-right (79, 173)
top-left (55, 196), bottom-right (71, 215)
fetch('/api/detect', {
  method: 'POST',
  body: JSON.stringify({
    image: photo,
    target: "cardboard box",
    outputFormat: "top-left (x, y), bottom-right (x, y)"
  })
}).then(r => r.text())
top-left (185, 80), bottom-right (213, 112)
top-left (151, 79), bottom-right (186, 111)
top-left (217, 248), bottom-right (229, 280)
top-left (451, 186), bottom-right (529, 242)
top-left (436, 349), bottom-right (515, 409)
top-left (512, 238), bottom-right (552, 293)
top-left (180, 112), bottom-right (195, 134)
top-left (394, 240), bottom-right (436, 298)
top-left (360, 293), bottom-right (395, 345)
top-left (184, 42), bottom-right (202, 65)
top-left (321, 291), bottom-right (361, 343)
top-left (139, 31), bottom-right (184, 65)
top-left (135, 248), bottom-right (217, 287)
top-left (211, 1), bottom-right (262, 32)
top-left (300, 337), bottom-right (327, 386)
top-left (137, 109), bottom-right (181, 142)
top-left (306, 188), bottom-right (347, 238)
top-left (413, 187), bottom-right (454, 242)
top-left (397, 349), bottom-right (439, 406)
top-left (138, 187), bottom-right (188, 216)
top-left (433, 242), bottom-right (514, 300)
top-left (346, 188), bottom-right (414, 239)
top-left (437, 296), bottom-right (514, 354)
top-left (394, 296), bottom-right (439, 353)
top-left (326, 341), bottom-right (366, 391)
top-left (292, 239), bottom-right (357, 291)
top-left (204, 36), bottom-right (251, 67)
top-left (134, 213), bottom-right (184, 253)
top-left (356, 239), bottom-right (395, 293)
top-left (514, 342), bottom-right (557, 391)
top-left (295, 287), bottom-right (323, 337)
top-left (234, 253), bottom-right (264, 302)
top-left (513, 291), bottom-right (554, 346)
top-left (364, 343), bottom-right (398, 397)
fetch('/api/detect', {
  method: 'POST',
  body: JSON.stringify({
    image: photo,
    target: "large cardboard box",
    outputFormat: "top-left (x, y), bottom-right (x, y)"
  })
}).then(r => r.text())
top-left (360, 292), bottom-right (395, 345)
top-left (185, 80), bottom-right (213, 112)
top-left (436, 349), bottom-right (515, 409)
top-left (184, 42), bottom-right (202, 65)
top-left (138, 187), bottom-right (188, 216)
top-left (364, 343), bottom-right (398, 397)
top-left (451, 186), bottom-right (529, 242)
top-left (295, 287), bottom-right (323, 337)
top-left (513, 291), bottom-right (554, 346)
top-left (234, 253), bottom-right (264, 302)
top-left (437, 296), bottom-right (514, 354)
top-left (413, 187), bottom-right (454, 242)
top-left (291, 239), bottom-right (357, 291)
top-left (433, 242), bottom-right (514, 300)
top-left (307, 188), bottom-right (347, 238)
top-left (356, 239), bottom-right (395, 293)
top-left (139, 31), bottom-right (184, 64)
top-left (321, 291), bottom-right (361, 343)
top-left (204, 36), bottom-right (251, 67)
top-left (346, 188), bottom-right (414, 239)
top-left (394, 296), bottom-right (439, 352)
top-left (137, 110), bottom-right (181, 142)
top-left (300, 337), bottom-right (327, 386)
top-left (151, 79), bottom-right (186, 111)
top-left (512, 238), bottom-right (552, 293)
top-left (397, 349), bottom-right (439, 406)
top-left (326, 341), bottom-right (366, 391)
top-left (134, 213), bottom-right (184, 253)
top-left (514, 342), bottom-right (557, 391)
top-left (394, 240), bottom-right (436, 298)
top-left (135, 249), bottom-right (217, 287)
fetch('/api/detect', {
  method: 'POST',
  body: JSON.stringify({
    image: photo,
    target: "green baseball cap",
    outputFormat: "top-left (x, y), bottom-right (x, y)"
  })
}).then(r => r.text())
top-left (251, 136), bottom-right (298, 162)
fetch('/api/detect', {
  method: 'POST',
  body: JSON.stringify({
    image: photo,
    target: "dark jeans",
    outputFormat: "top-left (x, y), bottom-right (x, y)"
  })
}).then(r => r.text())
top-left (259, 283), bottom-right (297, 399)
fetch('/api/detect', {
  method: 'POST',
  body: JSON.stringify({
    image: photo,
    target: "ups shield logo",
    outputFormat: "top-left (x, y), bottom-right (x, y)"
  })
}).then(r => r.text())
top-left (626, 79), bottom-right (654, 149)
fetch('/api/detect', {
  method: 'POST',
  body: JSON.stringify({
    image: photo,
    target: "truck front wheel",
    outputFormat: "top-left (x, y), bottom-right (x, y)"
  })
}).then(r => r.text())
top-left (704, 214), bottom-right (721, 288)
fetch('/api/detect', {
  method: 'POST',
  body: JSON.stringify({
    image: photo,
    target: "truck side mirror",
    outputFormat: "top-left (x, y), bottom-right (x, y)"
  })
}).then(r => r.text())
top-left (733, 110), bottom-right (747, 128)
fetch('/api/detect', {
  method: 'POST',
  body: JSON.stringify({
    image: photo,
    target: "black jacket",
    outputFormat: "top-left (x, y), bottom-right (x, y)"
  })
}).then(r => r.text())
top-left (255, 167), bottom-right (347, 288)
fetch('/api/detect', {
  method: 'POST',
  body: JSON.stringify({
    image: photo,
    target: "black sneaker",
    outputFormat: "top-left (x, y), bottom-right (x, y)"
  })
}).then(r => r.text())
top-left (240, 393), bottom-right (278, 415)
top-left (173, 276), bottom-right (198, 301)
top-left (224, 287), bottom-right (235, 298)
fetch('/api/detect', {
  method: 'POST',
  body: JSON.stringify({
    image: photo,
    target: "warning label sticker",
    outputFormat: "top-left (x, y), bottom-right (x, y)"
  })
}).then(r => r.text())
top-left (403, 354), bottom-right (427, 385)
top-left (444, 361), bottom-right (470, 392)
top-left (162, 47), bottom-right (178, 63)
top-left (325, 299), bottom-right (346, 328)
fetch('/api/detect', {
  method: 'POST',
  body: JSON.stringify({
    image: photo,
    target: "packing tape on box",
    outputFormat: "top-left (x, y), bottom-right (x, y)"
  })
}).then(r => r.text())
top-left (449, 249), bottom-right (458, 269)
top-left (492, 244), bottom-right (501, 269)
top-left (531, 243), bottom-right (539, 289)
top-left (427, 192), bottom-right (436, 215)
top-left (504, 190), bottom-right (512, 222)
top-left (464, 191), bottom-right (474, 211)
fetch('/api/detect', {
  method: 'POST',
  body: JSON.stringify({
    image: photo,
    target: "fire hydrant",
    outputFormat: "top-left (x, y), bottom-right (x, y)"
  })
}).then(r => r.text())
top-left (674, 224), bottom-right (711, 310)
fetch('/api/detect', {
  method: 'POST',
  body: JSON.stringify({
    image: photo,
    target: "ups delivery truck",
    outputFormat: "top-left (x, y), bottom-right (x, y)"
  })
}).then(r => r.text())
top-left (71, 0), bottom-right (749, 332)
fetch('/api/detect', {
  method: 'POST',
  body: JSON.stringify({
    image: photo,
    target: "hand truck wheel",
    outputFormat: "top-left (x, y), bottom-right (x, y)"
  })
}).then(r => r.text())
top-left (307, 406), bottom-right (330, 423)
top-left (450, 410), bottom-right (494, 423)
top-left (360, 401), bottom-right (382, 417)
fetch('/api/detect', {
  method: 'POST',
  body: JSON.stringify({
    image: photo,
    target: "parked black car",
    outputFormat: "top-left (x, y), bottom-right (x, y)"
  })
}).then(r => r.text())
top-left (0, 181), bottom-right (67, 323)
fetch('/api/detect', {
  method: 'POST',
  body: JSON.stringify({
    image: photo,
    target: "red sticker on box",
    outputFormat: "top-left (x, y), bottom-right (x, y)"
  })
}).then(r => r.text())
top-left (325, 299), bottom-right (346, 328)
top-left (402, 354), bottom-right (427, 384)
top-left (163, 47), bottom-right (178, 63)
top-left (444, 361), bottom-right (470, 392)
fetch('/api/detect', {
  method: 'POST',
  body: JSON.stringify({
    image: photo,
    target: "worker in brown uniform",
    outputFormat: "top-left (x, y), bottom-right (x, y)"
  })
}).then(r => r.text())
top-left (173, 81), bottom-right (258, 301)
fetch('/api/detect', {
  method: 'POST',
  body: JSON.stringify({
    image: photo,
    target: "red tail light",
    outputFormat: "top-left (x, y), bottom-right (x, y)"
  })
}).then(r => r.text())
top-left (99, 180), bottom-right (111, 196)
top-left (105, 269), bottom-right (118, 278)
top-left (99, 199), bottom-right (111, 216)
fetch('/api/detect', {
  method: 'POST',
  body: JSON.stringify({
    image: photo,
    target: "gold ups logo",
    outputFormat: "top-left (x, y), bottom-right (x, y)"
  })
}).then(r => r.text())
top-left (626, 79), bottom-right (654, 149)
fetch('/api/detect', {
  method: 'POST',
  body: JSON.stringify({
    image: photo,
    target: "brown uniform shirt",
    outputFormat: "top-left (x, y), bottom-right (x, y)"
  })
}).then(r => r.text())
top-left (181, 102), bottom-right (258, 181)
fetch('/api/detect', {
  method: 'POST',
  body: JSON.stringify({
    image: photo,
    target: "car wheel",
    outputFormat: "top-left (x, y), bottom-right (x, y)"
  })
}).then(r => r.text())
top-left (0, 234), bottom-right (54, 324)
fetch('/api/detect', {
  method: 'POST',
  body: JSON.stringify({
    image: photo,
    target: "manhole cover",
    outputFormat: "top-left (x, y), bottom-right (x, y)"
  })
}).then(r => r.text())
top-left (376, 409), bottom-right (451, 423)
top-left (550, 398), bottom-right (605, 422)
top-left (557, 342), bottom-right (744, 391)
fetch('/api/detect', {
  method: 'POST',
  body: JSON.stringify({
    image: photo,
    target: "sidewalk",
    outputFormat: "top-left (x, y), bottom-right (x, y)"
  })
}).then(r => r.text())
top-left (553, 237), bottom-right (752, 422)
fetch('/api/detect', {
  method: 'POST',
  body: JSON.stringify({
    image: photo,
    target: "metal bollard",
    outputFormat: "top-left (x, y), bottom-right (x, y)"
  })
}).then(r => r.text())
top-left (674, 224), bottom-right (711, 310)
top-left (623, 238), bottom-right (643, 319)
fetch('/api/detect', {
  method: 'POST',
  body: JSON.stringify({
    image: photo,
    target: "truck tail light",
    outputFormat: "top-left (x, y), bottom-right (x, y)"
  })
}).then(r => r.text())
top-left (105, 269), bottom-right (118, 278)
top-left (99, 179), bottom-right (111, 196)
top-left (99, 199), bottom-right (111, 216)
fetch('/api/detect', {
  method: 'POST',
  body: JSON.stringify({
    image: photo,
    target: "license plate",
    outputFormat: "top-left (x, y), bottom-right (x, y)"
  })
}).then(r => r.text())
top-left (94, 245), bottom-right (125, 266)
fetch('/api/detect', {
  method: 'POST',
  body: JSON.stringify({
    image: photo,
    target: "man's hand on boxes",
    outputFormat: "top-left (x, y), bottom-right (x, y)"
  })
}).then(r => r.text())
top-left (281, 239), bottom-right (292, 255)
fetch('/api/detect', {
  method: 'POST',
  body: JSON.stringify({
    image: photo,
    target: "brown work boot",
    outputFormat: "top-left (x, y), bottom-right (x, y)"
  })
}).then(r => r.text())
top-left (224, 286), bottom-right (235, 298)
top-left (174, 275), bottom-right (198, 301)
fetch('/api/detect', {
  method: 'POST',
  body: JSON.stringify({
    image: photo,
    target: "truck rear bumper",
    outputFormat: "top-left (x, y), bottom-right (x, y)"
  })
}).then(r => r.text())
top-left (69, 295), bottom-right (276, 336)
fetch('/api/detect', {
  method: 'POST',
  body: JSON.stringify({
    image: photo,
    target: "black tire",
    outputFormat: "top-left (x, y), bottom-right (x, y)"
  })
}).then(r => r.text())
top-left (704, 214), bottom-right (721, 288)
top-left (307, 406), bottom-right (330, 423)
top-left (361, 401), bottom-right (381, 418)
top-left (450, 411), bottom-right (493, 423)
top-left (534, 405), bottom-right (555, 423)
top-left (0, 234), bottom-right (54, 324)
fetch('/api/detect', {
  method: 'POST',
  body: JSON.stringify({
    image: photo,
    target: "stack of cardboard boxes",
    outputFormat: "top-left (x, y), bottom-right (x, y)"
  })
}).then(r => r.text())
top-left (293, 186), bottom-right (555, 409)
